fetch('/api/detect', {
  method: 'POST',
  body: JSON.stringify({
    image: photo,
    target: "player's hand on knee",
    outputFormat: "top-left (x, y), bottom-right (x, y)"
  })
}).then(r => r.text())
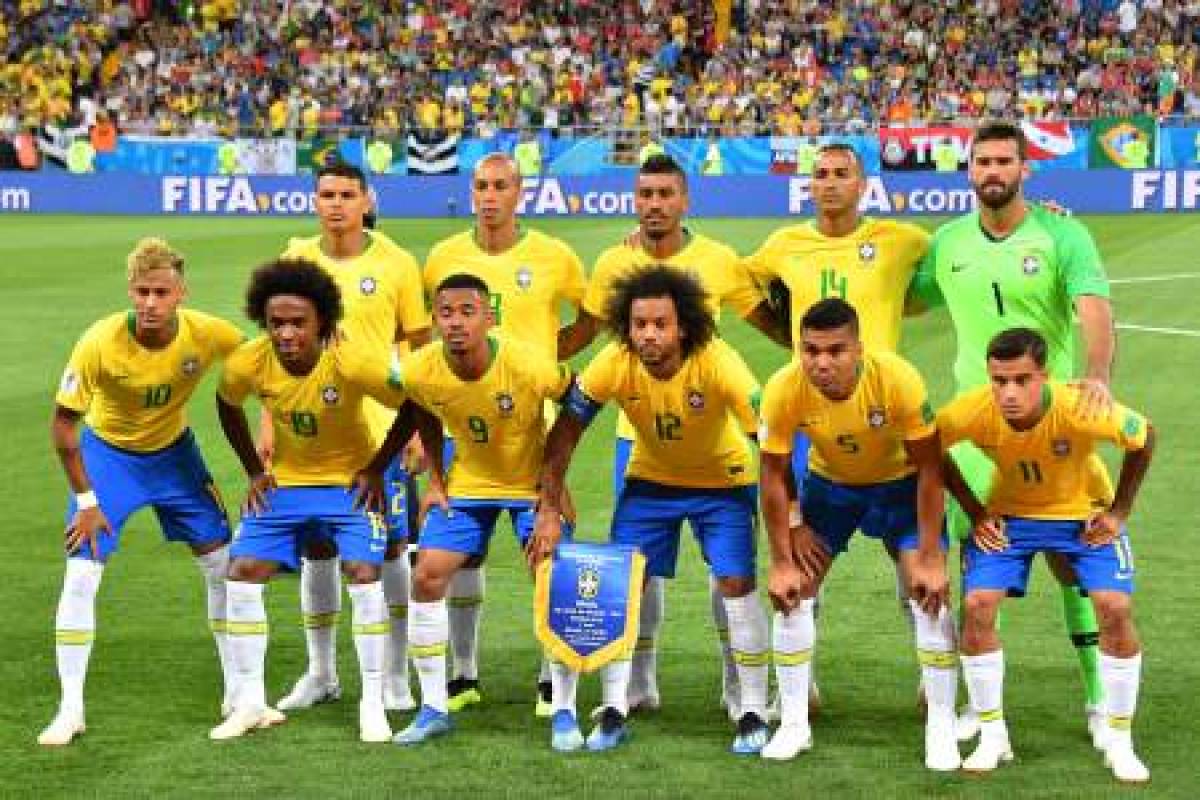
top-left (65, 507), bottom-right (111, 560)
top-left (908, 555), bottom-right (950, 615)
top-left (1069, 377), bottom-right (1112, 420)
top-left (524, 510), bottom-right (561, 571)
top-left (1084, 510), bottom-right (1123, 547)
top-left (243, 472), bottom-right (277, 516)
top-left (349, 468), bottom-right (386, 513)
top-left (767, 562), bottom-right (803, 613)
top-left (791, 524), bottom-right (830, 582)
top-left (972, 515), bottom-right (1008, 553)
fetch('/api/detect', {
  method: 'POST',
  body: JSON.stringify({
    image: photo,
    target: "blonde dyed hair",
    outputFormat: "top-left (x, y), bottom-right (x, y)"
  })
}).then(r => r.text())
top-left (126, 237), bottom-right (185, 282)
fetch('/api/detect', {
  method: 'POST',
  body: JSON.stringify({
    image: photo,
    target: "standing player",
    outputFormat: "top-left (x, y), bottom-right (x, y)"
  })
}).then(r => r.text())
top-left (559, 153), bottom-right (787, 718)
top-left (911, 120), bottom-right (1117, 740)
top-left (741, 143), bottom-right (933, 707)
top-left (757, 299), bottom-right (958, 770)
top-left (938, 328), bottom-right (1153, 783)
top-left (530, 266), bottom-right (771, 755)
top-left (423, 153), bottom-right (587, 715)
top-left (271, 163), bottom-right (431, 716)
top-left (370, 274), bottom-right (575, 745)
top-left (211, 258), bottom-right (425, 743)
top-left (39, 238), bottom-right (245, 746)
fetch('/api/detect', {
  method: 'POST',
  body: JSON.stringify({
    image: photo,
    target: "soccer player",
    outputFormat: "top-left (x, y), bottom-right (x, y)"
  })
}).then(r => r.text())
top-left (559, 153), bottom-right (788, 719)
top-left (375, 273), bottom-right (575, 745)
top-left (39, 238), bottom-right (244, 746)
top-left (211, 258), bottom-right (425, 743)
top-left (938, 328), bottom-right (1153, 783)
top-left (742, 143), bottom-right (933, 709)
top-left (911, 120), bottom-right (1117, 741)
top-left (270, 163), bottom-right (431, 716)
top-left (530, 265), bottom-right (771, 755)
top-left (423, 152), bottom-right (587, 715)
top-left (757, 298), bottom-right (958, 770)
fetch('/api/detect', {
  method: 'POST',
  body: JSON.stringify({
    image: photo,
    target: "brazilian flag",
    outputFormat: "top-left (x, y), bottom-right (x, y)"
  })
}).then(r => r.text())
top-left (1089, 115), bottom-right (1156, 169)
top-left (296, 137), bottom-right (342, 173)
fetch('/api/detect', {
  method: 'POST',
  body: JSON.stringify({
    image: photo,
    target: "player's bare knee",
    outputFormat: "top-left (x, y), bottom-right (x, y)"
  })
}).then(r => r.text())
top-left (304, 539), bottom-right (338, 560)
top-left (412, 564), bottom-right (449, 601)
top-left (715, 575), bottom-right (755, 598)
top-left (963, 591), bottom-right (1000, 630)
top-left (342, 561), bottom-right (381, 585)
top-left (229, 558), bottom-right (273, 583)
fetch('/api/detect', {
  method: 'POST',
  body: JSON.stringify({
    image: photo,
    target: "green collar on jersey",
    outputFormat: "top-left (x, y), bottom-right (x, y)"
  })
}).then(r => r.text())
top-left (320, 229), bottom-right (376, 261)
top-left (640, 227), bottom-right (693, 259)
top-left (126, 310), bottom-right (179, 349)
top-left (473, 224), bottom-right (527, 255)
top-left (441, 334), bottom-right (499, 381)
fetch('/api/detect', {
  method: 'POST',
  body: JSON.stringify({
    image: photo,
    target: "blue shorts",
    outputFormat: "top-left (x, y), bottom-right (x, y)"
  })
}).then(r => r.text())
top-left (383, 458), bottom-right (417, 543)
top-left (232, 486), bottom-right (387, 571)
top-left (963, 517), bottom-right (1136, 597)
top-left (791, 432), bottom-right (811, 499)
top-left (612, 436), bottom-right (633, 496)
top-left (419, 498), bottom-right (575, 557)
top-left (67, 428), bottom-right (230, 563)
top-left (611, 479), bottom-right (757, 580)
top-left (802, 473), bottom-right (946, 556)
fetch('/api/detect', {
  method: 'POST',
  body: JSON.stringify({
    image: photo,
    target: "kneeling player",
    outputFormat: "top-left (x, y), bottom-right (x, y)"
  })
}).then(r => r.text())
top-left (939, 328), bottom-right (1154, 783)
top-left (758, 298), bottom-right (958, 769)
top-left (39, 238), bottom-right (245, 746)
top-left (531, 265), bottom-right (770, 754)
top-left (211, 258), bottom-right (423, 743)
top-left (374, 274), bottom-right (575, 746)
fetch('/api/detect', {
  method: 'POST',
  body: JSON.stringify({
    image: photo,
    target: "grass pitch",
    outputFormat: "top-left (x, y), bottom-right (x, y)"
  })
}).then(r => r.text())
top-left (0, 213), bottom-right (1197, 798)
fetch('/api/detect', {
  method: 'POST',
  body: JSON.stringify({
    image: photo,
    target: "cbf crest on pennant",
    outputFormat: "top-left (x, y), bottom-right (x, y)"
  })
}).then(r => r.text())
top-left (535, 542), bottom-right (646, 673)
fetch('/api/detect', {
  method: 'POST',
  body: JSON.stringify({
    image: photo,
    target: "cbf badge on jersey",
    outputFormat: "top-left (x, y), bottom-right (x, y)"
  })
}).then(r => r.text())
top-left (534, 542), bottom-right (645, 673)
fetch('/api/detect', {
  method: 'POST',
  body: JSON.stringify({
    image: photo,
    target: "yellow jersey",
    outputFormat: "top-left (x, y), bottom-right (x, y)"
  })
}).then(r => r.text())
top-left (936, 383), bottom-right (1149, 520)
top-left (743, 219), bottom-right (930, 352)
top-left (284, 230), bottom-right (427, 443)
top-left (218, 335), bottom-right (400, 487)
top-left (56, 310), bottom-right (244, 452)
top-left (423, 229), bottom-right (586, 359)
top-left (759, 351), bottom-right (936, 485)
top-left (578, 340), bottom-right (759, 488)
top-left (584, 234), bottom-right (764, 441)
top-left (386, 337), bottom-right (573, 500)
top-left (282, 230), bottom-right (428, 353)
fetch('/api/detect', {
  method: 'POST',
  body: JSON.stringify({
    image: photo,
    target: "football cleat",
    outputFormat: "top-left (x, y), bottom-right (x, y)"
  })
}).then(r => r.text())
top-left (761, 724), bottom-right (813, 761)
top-left (731, 712), bottom-right (770, 755)
top-left (586, 707), bottom-right (629, 752)
top-left (962, 733), bottom-right (1014, 773)
top-left (359, 701), bottom-right (393, 743)
top-left (1104, 740), bottom-right (1150, 784)
top-left (551, 709), bottom-right (585, 752)
top-left (392, 705), bottom-right (453, 746)
top-left (446, 677), bottom-right (482, 713)
top-left (37, 707), bottom-right (86, 747)
top-left (277, 674), bottom-right (342, 711)
top-left (209, 706), bottom-right (287, 741)
top-left (924, 719), bottom-right (962, 771)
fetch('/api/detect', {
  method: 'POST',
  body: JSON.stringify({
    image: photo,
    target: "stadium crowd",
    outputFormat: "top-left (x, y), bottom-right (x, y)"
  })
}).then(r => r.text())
top-left (2, 0), bottom-right (1200, 142)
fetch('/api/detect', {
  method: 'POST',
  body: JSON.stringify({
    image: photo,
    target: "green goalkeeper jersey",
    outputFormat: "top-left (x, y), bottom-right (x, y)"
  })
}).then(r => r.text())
top-left (910, 204), bottom-right (1109, 392)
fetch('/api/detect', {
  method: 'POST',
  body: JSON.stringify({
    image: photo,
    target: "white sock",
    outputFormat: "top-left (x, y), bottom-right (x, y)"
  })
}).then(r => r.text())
top-left (1100, 651), bottom-right (1142, 745)
top-left (348, 582), bottom-right (387, 707)
top-left (195, 546), bottom-right (234, 703)
top-left (773, 600), bottom-right (815, 729)
top-left (710, 575), bottom-right (738, 700)
top-left (631, 576), bottom-right (664, 695)
top-left (381, 557), bottom-right (411, 690)
top-left (550, 660), bottom-right (579, 715)
top-left (724, 592), bottom-right (769, 717)
top-left (911, 600), bottom-right (957, 725)
top-left (227, 581), bottom-right (269, 711)
top-left (54, 559), bottom-right (103, 713)
top-left (409, 599), bottom-right (449, 712)
top-left (448, 567), bottom-right (484, 681)
top-left (300, 557), bottom-right (341, 683)
top-left (961, 650), bottom-right (1006, 737)
top-left (601, 658), bottom-right (632, 716)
